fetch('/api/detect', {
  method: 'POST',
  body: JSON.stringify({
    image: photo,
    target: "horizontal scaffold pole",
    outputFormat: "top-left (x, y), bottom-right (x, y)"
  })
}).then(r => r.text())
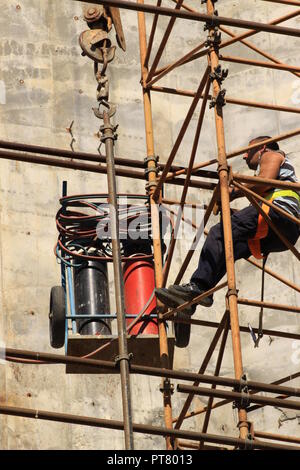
top-left (73, 0), bottom-right (300, 38)
top-left (177, 384), bottom-right (300, 412)
top-left (3, 347), bottom-right (300, 398)
top-left (0, 403), bottom-right (298, 450)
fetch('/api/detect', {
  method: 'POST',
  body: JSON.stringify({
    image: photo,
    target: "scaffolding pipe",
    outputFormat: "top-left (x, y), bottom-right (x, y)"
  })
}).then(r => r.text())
top-left (0, 149), bottom-right (216, 191)
top-left (1, 404), bottom-right (299, 450)
top-left (174, 312), bottom-right (227, 430)
top-left (262, 0), bottom-right (300, 6)
top-left (143, 0), bottom-right (162, 68)
top-left (4, 347), bottom-right (300, 398)
top-left (206, 0), bottom-right (248, 440)
top-left (199, 312), bottom-right (230, 449)
top-left (246, 257), bottom-right (300, 294)
top-left (155, 7), bottom-right (300, 75)
top-left (162, 77), bottom-right (210, 286)
top-left (150, 84), bottom-right (300, 115)
top-left (176, 317), bottom-right (300, 341)
top-left (174, 371), bottom-right (300, 423)
top-left (220, 54), bottom-right (300, 73)
top-left (237, 298), bottom-right (300, 314)
top-left (233, 173), bottom-right (300, 191)
top-left (137, 1), bottom-right (174, 449)
top-left (74, 0), bottom-right (300, 37)
top-left (146, 0), bottom-right (184, 83)
top-left (102, 110), bottom-right (134, 449)
top-left (177, 384), bottom-right (300, 412)
top-left (219, 25), bottom-right (300, 79)
top-left (152, 68), bottom-right (209, 200)
top-left (254, 430), bottom-right (300, 445)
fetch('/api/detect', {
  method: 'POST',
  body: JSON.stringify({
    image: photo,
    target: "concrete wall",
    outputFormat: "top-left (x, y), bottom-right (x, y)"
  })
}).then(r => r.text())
top-left (0, 0), bottom-right (299, 449)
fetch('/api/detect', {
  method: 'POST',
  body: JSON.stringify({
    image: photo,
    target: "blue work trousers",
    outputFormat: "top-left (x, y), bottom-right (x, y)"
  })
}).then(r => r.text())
top-left (191, 205), bottom-right (299, 290)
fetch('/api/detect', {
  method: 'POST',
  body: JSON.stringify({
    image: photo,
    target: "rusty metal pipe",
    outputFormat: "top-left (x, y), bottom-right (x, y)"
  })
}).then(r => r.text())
top-left (183, 128), bottom-right (300, 176)
top-left (152, 68), bottom-right (209, 200)
top-left (237, 297), bottom-right (300, 314)
top-left (153, 7), bottom-right (300, 74)
top-left (143, 0), bottom-right (162, 68)
top-left (246, 257), bottom-right (300, 293)
top-left (4, 347), bottom-right (300, 397)
top-left (262, 0), bottom-right (300, 6)
top-left (206, 0), bottom-right (248, 440)
top-left (150, 85), bottom-right (300, 115)
top-left (174, 371), bottom-right (300, 423)
top-left (74, 0), bottom-right (300, 37)
top-left (177, 384), bottom-right (300, 412)
top-left (146, 40), bottom-right (206, 88)
top-left (0, 149), bottom-right (216, 191)
top-left (219, 25), bottom-right (300, 79)
top-left (1, 403), bottom-right (298, 450)
top-left (137, 1), bottom-right (173, 449)
top-left (0, 138), bottom-right (215, 176)
top-left (174, 312), bottom-right (228, 430)
top-left (177, 316), bottom-right (300, 341)
top-left (220, 54), bottom-right (300, 73)
top-left (173, 186), bottom-right (219, 284)
top-left (199, 313), bottom-right (230, 449)
top-left (233, 173), bottom-right (300, 191)
top-left (254, 430), bottom-right (300, 444)
top-left (102, 111), bottom-right (134, 449)
top-left (146, 0), bottom-right (184, 84)
top-left (162, 77), bottom-right (210, 287)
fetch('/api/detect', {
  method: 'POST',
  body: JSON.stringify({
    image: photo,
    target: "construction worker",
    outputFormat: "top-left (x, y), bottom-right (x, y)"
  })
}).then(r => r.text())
top-left (155, 136), bottom-right (300, 346)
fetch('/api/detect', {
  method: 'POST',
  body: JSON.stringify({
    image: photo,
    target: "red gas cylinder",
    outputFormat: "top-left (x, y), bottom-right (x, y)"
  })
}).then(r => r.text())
top-left (123, 259), bottom-right (158, 335)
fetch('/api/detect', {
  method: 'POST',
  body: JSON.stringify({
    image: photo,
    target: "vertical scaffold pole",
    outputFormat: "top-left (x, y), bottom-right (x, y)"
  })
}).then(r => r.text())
top-left (137, 0), bottom-right (174, 450)
top-left (205, 0), bottom-right (249, 440)
top-left (101, 110), bottom-right (134, 449)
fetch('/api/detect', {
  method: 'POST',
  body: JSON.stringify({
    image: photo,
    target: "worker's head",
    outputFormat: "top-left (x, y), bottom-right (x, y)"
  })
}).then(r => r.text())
top-left (243, 136), bottom-right (279, 170)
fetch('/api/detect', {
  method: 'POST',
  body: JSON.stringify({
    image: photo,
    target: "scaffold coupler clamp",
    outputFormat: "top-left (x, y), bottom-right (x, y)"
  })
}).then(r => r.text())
top-left (209, 65), bottom-right (228, 85)
top-left (115, 352), bottom-right (133, 369)
top-left (159, 378), bottom-right (174, 395)
top-left (233, 374), bottom-right (250, 410)
top-left (226, 287), bottom-right (239, 299)
top-left (144, 167), bottom-right (159, 178)
top-left (145, 181), bottom-right (158, 196)
top-left (209, 89), bottom-right (226, 109)
top-left (144, 155), bottom-right (159, 166)
top-left (204, 27), bottom-right (221, 48)
top-left (238, 420), bottom-right (255, 450)
top-left (144, 156), bottom-right (160, 185)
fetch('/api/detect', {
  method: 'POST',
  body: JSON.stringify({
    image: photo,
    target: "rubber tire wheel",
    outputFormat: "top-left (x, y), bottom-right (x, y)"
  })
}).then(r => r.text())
top-left (174, 312), bottom-right (191, 349)
top-left (49, 286), bottom-right (65, 349)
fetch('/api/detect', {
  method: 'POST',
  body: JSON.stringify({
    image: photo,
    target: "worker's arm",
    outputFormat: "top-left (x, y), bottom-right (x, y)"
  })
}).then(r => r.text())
top-left (230, 151), bottom-right (284, 200)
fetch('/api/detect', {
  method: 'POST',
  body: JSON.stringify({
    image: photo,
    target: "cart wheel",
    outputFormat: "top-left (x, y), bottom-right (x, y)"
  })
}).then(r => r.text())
top-left (174, 312), bottom-right (191, 349)
top-left (49, 286), bottom-right (65, 349)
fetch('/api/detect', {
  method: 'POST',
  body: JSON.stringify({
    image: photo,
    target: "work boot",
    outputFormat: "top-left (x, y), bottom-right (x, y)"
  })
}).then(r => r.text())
top-left (155, 287), bottom-right (196, 314)
top-left (154, 287), bottom-right (195, 348)
top-left (168, 282), bottom-right (213, 307)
